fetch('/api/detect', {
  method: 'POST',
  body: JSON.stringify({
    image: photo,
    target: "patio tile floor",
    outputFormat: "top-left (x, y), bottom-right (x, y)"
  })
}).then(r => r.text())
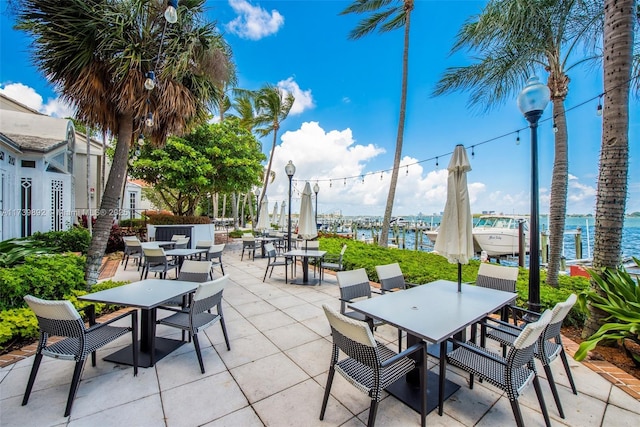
top-left (2, 239), bottom-right (640, 426)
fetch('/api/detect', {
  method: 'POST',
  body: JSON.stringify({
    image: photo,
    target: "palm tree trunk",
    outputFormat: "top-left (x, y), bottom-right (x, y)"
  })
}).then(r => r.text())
top-left (260, 130), bottom-right (278, 207)
top-left (583, 0), bottom-right (632, 338)
top-left (380, 10), bottom-right (411, 247)
top-left (546, 100), bottom-right (569, 287)
top-left (84, 115), bottom-right (133, 287)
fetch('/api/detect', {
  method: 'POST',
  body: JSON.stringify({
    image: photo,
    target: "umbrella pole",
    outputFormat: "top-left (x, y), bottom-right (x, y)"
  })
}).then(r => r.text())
top-left (457, 262), bottom-right (462, 292)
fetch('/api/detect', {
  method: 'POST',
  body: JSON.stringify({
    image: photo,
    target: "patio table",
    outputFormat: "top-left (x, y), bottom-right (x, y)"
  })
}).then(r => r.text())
top-left (282, 249), bottom-right (326, 285)
top-left (141, 240), bottom-right (175, 249)
top-left (349, 280), bottom-right (516, 416)
top-left (255, 236), bottom-right (282, 257)
top-left (79, 279), bottom-right (199, 367)
top-left (164, 248), bottom-right (207, 271)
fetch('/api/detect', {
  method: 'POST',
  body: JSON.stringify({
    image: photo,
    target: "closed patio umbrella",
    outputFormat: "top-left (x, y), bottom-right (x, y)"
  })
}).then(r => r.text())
top-left (433, 144), bottom-right (474, 292)
top-left (271, 202), bottom-right (278, 225)
top-left (278, 201), bottom-right (287, 229)
top-left (256, 195), bottom-right (270, 232)
top-left (297, 182), bottom-right (317, 246)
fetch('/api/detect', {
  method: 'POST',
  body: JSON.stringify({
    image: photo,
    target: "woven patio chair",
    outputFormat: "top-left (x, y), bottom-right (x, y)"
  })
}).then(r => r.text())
top-left (319, 305), bottom-right (427, 427)
top-left (241, 235), bottom-right (256, 261)
top-left (205, 243), bottom-right (225, 276)
top-left (263, 243), bottom-right (292, 283)
top-left (141, 247), bottom-right (179, 279)
top-left (122, 235), bottom-right (143, 270)
top-left (375, 262), bottom-right (416, 351)
top-left (482, 294), bottom-right (578, 418)
top-left (446, 309), bottom-right (553, 427)
top-left (157, 276), bottom-right (231, 373)
top-left (335, 269), bottom-right (383, 329)
top-left (22, 295), bottom-right (138, 417)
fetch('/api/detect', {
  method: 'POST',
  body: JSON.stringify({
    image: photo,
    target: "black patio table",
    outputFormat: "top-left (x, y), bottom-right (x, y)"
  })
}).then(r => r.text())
top-left (349, 279), bottom-right (517, 417)
top-left (255, 236), bottom-right (282, 257)
top-left (282, 249), bottom-right (326, 285)
top-left (79, 279), bottom-right (199, 367)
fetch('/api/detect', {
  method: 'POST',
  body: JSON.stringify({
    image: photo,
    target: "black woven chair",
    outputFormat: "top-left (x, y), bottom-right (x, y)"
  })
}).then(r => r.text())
top-left (446, 310), bottom-right (553, 427)
top-left (483, 294), bottom-right (578, 418)
top-left (335, 269), bottom-right (384, 330)
top-left (22, 295), bottom-right (138, 417)
top-left (141, 247), bottom-right (179, 279)
top-left (263, 243), bottom-right (292, 283)
top-left (157, 276), bottom-right (231, 373)
top-left (320, 305), bottom-right (427, 427)
top-left (240, 235), bottom-right (256, 261)
top-left (320, 244), bottom-right (347, 281)
top-left (122, 236), bottom-right (143, 270)
top-left (375, 262), bottom-right (416, 351)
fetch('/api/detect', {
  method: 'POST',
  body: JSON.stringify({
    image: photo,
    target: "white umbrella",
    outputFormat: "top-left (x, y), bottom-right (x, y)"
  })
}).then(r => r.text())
top-left (256, 195), bottom-right (270, 232)
top-left (271, 202), bottom-right (278, 225)
top-left (433, 144), bottom-right (474, 292)
top-left (297, 182), bottom-right (318, 243)
top-left (278, 201), bottom-right (287, 229)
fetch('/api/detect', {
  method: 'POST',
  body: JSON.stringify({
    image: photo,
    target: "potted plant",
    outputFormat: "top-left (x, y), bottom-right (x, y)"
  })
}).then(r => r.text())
top-left (574, 258), bottom-right (640, 366)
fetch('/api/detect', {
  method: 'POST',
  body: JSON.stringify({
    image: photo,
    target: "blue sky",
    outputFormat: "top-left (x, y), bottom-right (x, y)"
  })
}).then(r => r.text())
top-left (1, 0), bottom-right (638, 217)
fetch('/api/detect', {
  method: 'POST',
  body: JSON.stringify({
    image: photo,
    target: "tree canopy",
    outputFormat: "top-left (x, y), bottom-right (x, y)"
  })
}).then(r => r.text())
top-left (129, 117), bottom-right (265, 216)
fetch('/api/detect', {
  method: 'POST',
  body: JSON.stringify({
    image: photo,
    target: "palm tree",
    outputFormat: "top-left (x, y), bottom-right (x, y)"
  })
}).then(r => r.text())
top-left (14, 0), bottom-right (233, 286)
top-left (250, 84), bottom-right (294, 207)
top-left (341, 0), bottom-right (415, 247)
top-left (433, 0), bottom-right (602, 286)
top-left (582, 0), bottom-right (635, 338)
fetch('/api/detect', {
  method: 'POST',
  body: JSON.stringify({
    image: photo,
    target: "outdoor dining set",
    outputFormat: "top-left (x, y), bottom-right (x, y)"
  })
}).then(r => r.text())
top-left (18, 236), bottom-right (579, 427)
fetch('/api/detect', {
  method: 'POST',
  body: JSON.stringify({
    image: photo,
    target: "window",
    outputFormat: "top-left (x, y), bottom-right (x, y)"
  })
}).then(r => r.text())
top-left (129, 191), bottom-right (136, 219)
top-left (21, 160), bottom-right (36, 168)
top-left (51, 180), bottom-right (64, 231)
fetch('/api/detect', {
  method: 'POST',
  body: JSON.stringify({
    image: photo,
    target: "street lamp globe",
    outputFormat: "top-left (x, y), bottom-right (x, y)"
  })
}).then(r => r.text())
top-left (517, 76), bottom-right (551, 118)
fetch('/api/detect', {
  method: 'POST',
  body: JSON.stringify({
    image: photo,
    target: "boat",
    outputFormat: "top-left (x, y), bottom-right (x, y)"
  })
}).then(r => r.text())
top-left (473, 215), bottom-right (529, 257)
top-left (424, 228), bottom-right (438, 245)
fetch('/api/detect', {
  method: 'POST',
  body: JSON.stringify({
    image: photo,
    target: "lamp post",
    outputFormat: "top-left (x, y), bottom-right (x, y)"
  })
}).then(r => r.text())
top-left (313, 182), bottom-right (320, 230)
top-left (253, 187), bottom-right (260, 229)
top-left (285, 160), bottom-right (296, 250)
top-left (517, 76), bottom-right (550, 313)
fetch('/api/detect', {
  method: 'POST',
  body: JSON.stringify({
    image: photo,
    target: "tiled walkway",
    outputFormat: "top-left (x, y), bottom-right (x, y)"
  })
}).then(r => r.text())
top-left (2, 241), bottom-right (640, 426)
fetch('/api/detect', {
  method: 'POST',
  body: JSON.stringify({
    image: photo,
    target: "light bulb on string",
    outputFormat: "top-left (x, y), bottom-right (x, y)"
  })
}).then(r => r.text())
top-left (552, 122), bottom-right (558, 133)
top-left (145, 112), bottom-right (154, 127)
top-left (471, 145), bottom-right (475, 158)
top-left (596, 96), bottom-right (603, 116)
top-left (516, 131), bottom-right (520, 145)
top-left (361, 175), bottom-right (365, 184)
top-left (435, 157), bottom-right (439, 168)
top-left (135, 149), bottom-right (141, 156)
top-left (164, 0), bottom-right (178, 23)
top-left (343, 178), bottom-right (346, 186)
top-left (128, 158), bottom-right (135, 166)
top-left (144, 71), bottom-right (155, 90)
top-left (405, 165), bottom-right (408, 176)
top-left (329, 180), bottom-right (332, 188)
top-left (380, 172), bottom-right (383, 181)
top-left (137, 134), bottom-right (145, 146)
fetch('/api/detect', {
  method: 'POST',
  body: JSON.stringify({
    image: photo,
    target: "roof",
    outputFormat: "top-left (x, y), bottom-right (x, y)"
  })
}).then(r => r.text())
top-left (0, 132), bottom-right (67, 153)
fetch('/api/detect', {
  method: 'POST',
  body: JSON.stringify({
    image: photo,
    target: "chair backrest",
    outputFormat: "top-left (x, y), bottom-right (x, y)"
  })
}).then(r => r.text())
top-left (339, 244), bottom-right (348, 256)
top-left (507, 309), bottom-right (552, 368)
top-left (543, 293), bottom-right (577, 340)
top-left (322, 305), bottom-right (378, 368)
top-left (208, 244), bottom-right (225, 258)
top-left (375, 263), bottom-right (406, 293)
top-left (336, 269), bottom-right (372, 314)
top-left (174, 237), bottom-right (190, 249)
top-left (191, 275), bottom-right (228, 315)
top-left (171, 234), bottom-right (187, 241)
top-left (179, 260), bottom-right (212, 282)
top-left (143, 247), bottom-right (166, 263)
top-left (123, 236), bottom-right (142, 253)
top-left (476, 263), bottom-right (519, 292)
top-left (24, 295), bottom-right (85, 339)
top-left (264, 243), bottom-right (277, 258)
top-left (304, 240), bottom-right (319, 250)
top-left (195, 240), bottom-right (213, 249)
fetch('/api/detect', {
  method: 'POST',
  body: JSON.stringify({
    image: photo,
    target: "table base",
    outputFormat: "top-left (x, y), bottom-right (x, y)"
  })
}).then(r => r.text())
top-left (386, 370), bottom-right (460, 415)
top-left (104, 337), bottom-right (186, 368)
top-left (289, 278), bottom-right (320, 286)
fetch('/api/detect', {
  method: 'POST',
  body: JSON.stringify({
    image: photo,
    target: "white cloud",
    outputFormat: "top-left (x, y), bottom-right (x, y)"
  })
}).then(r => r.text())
top-left (277, 77), bottom-right (314, 115)
top-left (225, 0), bottom-right (284, 40)
top-left (0, 82), bottom-right (75, 118)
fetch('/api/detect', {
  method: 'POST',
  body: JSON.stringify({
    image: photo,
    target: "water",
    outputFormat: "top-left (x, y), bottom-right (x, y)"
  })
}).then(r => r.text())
top-left (347, 216), bottom-right (640, 262)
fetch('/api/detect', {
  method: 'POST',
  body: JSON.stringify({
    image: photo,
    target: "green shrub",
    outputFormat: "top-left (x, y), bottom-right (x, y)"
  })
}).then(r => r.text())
top-left (148, 214), bottom-right (210, 225)
top-left (228, 229), bottom-right (244, 238)
top-left (0, 238), bottom-right (52, 268)
top-left (0, 254), bottom-right (86, 310)
top-left (118, 218), bottom-right (147, 228)
top-left (30, 227), bottom-right (91, 254)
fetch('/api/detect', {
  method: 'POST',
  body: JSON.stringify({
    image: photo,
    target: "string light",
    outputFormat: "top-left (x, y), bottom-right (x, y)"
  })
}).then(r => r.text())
top-left (329, 180), bottom-right (332, 188)
top-left (361, 175), bottom-right (365, 183)
top-left (343, 178), bottom-right (346, 186)
top-left (380, 172), bottom-right (383, 180)
top-left (145, 112), bottom-right (154, 127)
top-left (435, 157), bottom-right (439, 168)
top-left (471, 145), bottom-right (475, 158)
top-left (516, 131), bottom-right (520, 145)
top-left (552, 121), bottom-right (558, 133)
top-left (137, 134), bottom-right (145, 146)
top-left (144, 71), bottom-right (156, 90)
top-left (596, 96), bottom-right (603, 116)
top-left (406, 165), bottom-right (408, 176)
top-left (164, 0), bottom-right (178, 23)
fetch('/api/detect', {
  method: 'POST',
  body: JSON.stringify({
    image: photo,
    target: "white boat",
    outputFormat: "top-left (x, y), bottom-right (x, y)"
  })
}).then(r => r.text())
top-left (473, 215), bottom-right (529, 257)
top-left (424, 228), bottom-right (438, 244)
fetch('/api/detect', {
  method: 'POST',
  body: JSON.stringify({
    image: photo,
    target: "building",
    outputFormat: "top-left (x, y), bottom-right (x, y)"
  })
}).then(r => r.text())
top-left (0, 93), bottom-right (107, 239)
